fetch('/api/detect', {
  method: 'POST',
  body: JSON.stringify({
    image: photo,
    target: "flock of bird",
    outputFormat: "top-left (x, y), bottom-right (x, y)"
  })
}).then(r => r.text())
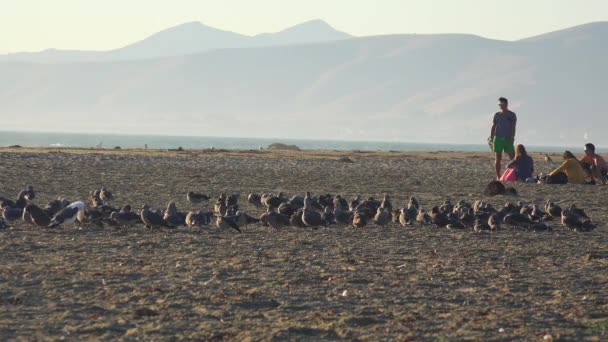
top-left (0, 187), bottom-right (598, 233)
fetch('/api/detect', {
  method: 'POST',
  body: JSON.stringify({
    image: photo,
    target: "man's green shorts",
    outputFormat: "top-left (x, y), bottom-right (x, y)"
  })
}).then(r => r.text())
top-left (493, 137), bottom-right (515, 153)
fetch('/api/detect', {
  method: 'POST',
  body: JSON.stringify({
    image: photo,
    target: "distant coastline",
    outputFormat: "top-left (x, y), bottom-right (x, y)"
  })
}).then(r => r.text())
top-left (0, 130), bottom-right (593, 153)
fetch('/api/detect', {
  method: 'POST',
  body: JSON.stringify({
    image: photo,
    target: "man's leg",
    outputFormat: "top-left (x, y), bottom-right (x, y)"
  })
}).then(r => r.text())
top-left (507, 152), bottom-right (515, 160)
top-left (495, 152), bottom-right (502, 179)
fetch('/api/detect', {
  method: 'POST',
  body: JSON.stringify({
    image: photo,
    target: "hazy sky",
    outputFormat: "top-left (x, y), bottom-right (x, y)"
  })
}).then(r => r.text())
top-left (2, 0), bottom-right (608, 53)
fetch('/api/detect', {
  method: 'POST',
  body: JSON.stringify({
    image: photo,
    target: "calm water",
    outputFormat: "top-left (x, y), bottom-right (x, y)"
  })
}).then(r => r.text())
top-left (0, 131), bottom-right (579, 153)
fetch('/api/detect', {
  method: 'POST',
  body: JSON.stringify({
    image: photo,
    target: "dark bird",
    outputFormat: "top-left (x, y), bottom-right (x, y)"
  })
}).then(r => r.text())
top-left (531, 222), bottom-right (552, 232)
top-left (278, 202), bottom-right (295, 217)
top-left (353, 211), bottom-right (367, 228)
top-left (503, 213), bottom-right (533, 228)
top-left (349, 196), bottom-right (361, 212)
top-left (216, 215), bottom-right (242, 233)
top-left (266, 210), bottom-right (291, 230)
top-left (187, 191), bottom-right (210, 204)
top-left (236, 211), bottom-right (260, 229)
top-left (141, 205), bottom-right (169, 229)
top-left (473, 219), bottom-right (490, 232)
top-left (408, 197), bottom-right (420, 210)
top-left (289, 208), bottom-right (307, 228)
top-left (488, 213), bottom-right (502, 230)
top-left (322, 207), bottom-right (336, 225)
top-left (23, 204), bottom-right (51, 227)
top-left (430, 206), bottom-right (449, 227)
top-left (561, 209), bottom-right (582, 230)
top-left (373, 207), bottom-right (391, 227)
top-left (333, 195), bottom-right (349, 211)
top-left (185, 210), bottom-right (213, 228)
top-left (77, 207), bottom-right (105, 227)
top-left (0, 219), bottom-right (6, 229)
top-left (380, 195), bottom-right (392, 214)
top-left (545, 201), bottom-right (562, 218)
top-left (49, 201), bottom-right (84, 228)
top-left (416, 209), bottom-right (432, 225)
top-left (1, 202), bottom-right (23, 222)
top-left (100, 187), bottom-right (113, 202)
top-left (302, 206), bottom-right (325, 227)
top-left (247, 193), bottom-right (263, 208)
top-left (333, 205), bottom-right (352, 226)
top-left (439, 200), bottom-right (454, 214)
top-left (110, 210), bottom-right (141, 227)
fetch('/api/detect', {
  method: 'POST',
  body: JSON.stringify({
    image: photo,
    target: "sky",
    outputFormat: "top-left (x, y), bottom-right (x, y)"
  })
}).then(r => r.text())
top-left (2, 0), bottom-right (608, 54)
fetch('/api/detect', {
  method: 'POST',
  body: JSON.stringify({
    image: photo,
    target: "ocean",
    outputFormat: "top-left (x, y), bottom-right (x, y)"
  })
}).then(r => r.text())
top-left (0, 131), bottom-right (580, 153)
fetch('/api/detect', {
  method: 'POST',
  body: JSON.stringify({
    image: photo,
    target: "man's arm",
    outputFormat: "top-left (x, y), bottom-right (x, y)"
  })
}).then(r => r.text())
top-left (510, 117), bottom-right (517, 141)
top-left (490, 114), bottom-right (497, 139)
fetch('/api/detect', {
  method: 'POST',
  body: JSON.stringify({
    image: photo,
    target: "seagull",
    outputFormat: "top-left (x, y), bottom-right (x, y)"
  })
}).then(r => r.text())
top-left (302, 205), bottom-right (325, 227)
top-left (215, 215), bottom-right (242, 233)
top-left (236, 211), bottom-right (260, 229)
top-left (353, 211), bottom-right (367, 228)
top-left (49, 201), bottom-right (85, 228)
top-left (110, 210), bottom-right (141, 227)
top-left (416, 209), bottom-right (432, 225)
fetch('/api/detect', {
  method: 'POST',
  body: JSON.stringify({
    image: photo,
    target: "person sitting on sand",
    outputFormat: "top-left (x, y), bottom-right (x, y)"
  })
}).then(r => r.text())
top-left (546, 151), bottom-right (586, 184)
top-left (505, 144), bottom-right (534, 182)
top-left (579, 143), bottom-right (608, 185)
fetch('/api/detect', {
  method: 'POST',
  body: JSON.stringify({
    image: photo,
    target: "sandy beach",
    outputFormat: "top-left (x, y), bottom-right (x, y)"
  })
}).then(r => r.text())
top-left (0, 147), bottom-right (606, 340)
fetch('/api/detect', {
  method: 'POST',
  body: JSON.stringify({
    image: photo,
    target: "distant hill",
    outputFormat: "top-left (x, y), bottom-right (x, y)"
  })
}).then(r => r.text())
top-left (0, 20), bottom-right (352, 63)
top-left (1, 22), bottom-right (607, 146)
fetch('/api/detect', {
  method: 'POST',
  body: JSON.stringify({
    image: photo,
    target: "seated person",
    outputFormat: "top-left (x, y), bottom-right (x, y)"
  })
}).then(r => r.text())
top-left (579, 143), bottom-right (608, 184)
top-left (547, 151), bottom-right (586, 184)
top-left (505, 144), bottom-right (534, 181)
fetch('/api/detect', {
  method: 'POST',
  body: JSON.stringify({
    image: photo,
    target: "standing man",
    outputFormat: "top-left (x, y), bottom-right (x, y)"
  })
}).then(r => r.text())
top-left (489, 97), bottom-right (517, 179)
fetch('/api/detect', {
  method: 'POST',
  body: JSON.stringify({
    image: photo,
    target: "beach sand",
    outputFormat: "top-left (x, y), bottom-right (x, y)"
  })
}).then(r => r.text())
top-left (0, 147), bottom-right (606, 340)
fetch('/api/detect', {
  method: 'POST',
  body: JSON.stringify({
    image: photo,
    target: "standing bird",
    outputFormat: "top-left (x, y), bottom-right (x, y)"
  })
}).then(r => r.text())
top-left (408, 197), bottom-right (420, 210)
top-left (266, 210), bottom-right (291, 230)
top-left (187, 191), bottom-right (210, 204)
top-left (322, 207), bottom-right (336, 226)
top-left (49, 201), bottom-right (85, 228)
top-left (544, 154), bottom-right (553, 163)
top-left (333, 205), bottom-right (352, 226)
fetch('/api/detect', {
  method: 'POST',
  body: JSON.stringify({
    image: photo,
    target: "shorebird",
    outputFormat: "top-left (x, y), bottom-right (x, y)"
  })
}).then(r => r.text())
top-left (430, 206), bottom-right (449, 227)
top-left (100, 187), bottom-right (113, 202)
top-left (215, 215), bottom-right (242, 233)
top-left (333, 205), bottom-right (351, 226)
top-left (322, 207), bottom-right (336, 225)
top-left (353, 211), bottom-right (367, 228)
top-left (187, 191), bottom-right (210, 204)
top-left (110, 210), bottom-right (141, 227)
top-left (141, 205), bottom-right (168, 229)
top-left (488, 213), bottom-right (502, 230)
top-left (289, 208), bottom-right (307, 228)
top-left (380, 195), bottom-right (392, 214)
top-left (302, 205), bottom-right (325, 227)
top-left (416, 209), bottom-right (432, 225)
top-left (236, 211), bottom-right (260, 229)
top-left (247, 193), bottom-right (263, 208)
top-left (185, 211), bottom-right (213, 229)
top-left (545, 201), bottom-right (562, 218)
top-left (23, 204), bottom-right (51, 227)
top-left (408, 197), bottom-right (420, 210)
top-left (373, 207), bottom-right (391, 227)
top-left (49, 201), bottom-right (84, 228)
top-left (544, 154), bottom-right (553, 162)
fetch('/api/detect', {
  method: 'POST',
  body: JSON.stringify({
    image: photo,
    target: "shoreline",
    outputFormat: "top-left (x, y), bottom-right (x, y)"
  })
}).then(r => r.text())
top-left (0, 146), bottom-right (565, 160)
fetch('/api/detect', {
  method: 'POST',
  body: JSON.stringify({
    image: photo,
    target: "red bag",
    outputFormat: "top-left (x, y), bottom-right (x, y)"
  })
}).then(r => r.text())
top-left (500, 168), bottom-right (518, 182)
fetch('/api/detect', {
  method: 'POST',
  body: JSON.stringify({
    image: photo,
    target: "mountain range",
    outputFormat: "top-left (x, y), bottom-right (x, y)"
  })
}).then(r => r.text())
top-left (1, 20), bottom-right (607, 146)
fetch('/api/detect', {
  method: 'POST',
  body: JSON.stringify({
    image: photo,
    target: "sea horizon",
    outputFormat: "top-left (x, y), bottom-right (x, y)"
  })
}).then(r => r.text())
top-left (0, 130), bottom-right (596, 153)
